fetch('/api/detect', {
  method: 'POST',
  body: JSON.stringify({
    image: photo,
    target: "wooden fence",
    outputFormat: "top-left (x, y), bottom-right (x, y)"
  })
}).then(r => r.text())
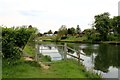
top-left (35, 43), bottom-right (84, 63)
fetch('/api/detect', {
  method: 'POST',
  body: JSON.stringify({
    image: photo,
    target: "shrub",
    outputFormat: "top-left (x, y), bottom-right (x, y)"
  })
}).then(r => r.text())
top-left (2, 27), bottom-right (37, 60)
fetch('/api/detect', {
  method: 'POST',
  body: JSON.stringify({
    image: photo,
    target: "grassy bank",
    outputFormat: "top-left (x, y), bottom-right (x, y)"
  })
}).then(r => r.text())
top-left (3, 41), bottom-right (101, 78)
top-left (39, 36), bottom-right (120, 45)
top-left (23, 44), bottom-right (36, 56)
top-left (2, 59), bottom-right (100, 78)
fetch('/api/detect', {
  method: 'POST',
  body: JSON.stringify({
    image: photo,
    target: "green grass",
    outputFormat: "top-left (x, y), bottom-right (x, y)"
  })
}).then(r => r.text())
top-left (2, 39), bottom-right (100, 78)
top-left (38, 35), bottom-right (88, 43)
top-left (2, 60), bottom-right (41, 78)
top-left (23, 45), bottom-right (36, 56)
top-left (63, 36), bottom-right (87, 42)
top-left (2, 59), bottom-right (100, 78)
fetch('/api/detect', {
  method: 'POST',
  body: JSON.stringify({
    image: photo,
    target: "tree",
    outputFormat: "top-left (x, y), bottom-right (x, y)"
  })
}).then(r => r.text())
top-left (112, 16), bottom-right (120, 34)
top-left (76, 25), bottom-right (81, 34)
top-left (58, 25), bottom-right (67, 36)
top-left (67, 27), bottom-right (75, 35)
top-left (67, 28), bottom-right (72, 34)
top-left (28, 25), bottom-right (32, 28)
top-left (54, 31), bottom-right (58, 34)
top-left (37, 32), bottom-right (43, 37)
top-left (70, 27), bottom-right (75, 35)
top-left (93, 12), bottom-right (111, 41)
top-left (47, 30), bottom-right (53, 34)
top-left (83, 29), bottom-right (100, 41)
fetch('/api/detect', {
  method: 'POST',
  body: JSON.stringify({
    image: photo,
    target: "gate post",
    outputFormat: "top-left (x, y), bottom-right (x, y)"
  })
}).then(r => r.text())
top-left (64, 43), bottom-right (67, 60)
top-left (77, 51), bottom-right (80, 64)
top-left (35, 44), bottom-right (39, 62)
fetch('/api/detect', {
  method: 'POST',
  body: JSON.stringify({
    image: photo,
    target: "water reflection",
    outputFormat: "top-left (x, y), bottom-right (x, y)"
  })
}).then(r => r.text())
top-left (38, 42), bottom-right (119, 78)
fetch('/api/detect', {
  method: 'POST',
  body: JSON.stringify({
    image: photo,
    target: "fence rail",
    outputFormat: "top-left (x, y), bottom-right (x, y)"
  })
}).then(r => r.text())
top-left (37, 43), bottom-right (84, 63)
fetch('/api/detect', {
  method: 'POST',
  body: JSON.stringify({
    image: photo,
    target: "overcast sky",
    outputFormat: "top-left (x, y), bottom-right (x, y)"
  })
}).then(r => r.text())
top-left (0, 0), bottom-right (119, 33)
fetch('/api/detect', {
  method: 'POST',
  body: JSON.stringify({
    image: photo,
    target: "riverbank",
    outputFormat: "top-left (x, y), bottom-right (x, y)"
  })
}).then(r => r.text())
top-left (41, 39), bottom-right (120, 45)
top-left (2, 43), bottom-right (101, 78)
top-left (2, 59), bottom-right (100, 78)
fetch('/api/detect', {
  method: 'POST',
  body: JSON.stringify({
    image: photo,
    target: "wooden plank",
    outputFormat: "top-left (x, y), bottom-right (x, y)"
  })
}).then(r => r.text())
top-left (67, 46), bottom-right (77, 52)
top-left (67, 53), bottom-right (84, 61)
top-left (64, 43), bottom-right (67, 60)
top-left (56, 45), bottom-right (64, 47)
top-left (67, 46), bottom-right (85, 55)
top-left (79, 52), bottom-right (85, 55)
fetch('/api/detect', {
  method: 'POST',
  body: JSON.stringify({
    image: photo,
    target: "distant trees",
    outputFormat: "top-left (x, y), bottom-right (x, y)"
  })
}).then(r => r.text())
top-left (67, 27), bottom-right (75, 35)
top-left (58, 25), bottom-right (68, 36)
top-left (76, 25), bottom-right (81, 34)
top-left (47, 30), bottom-right (53, 34)
top-left (54, 31), bottom-right (58, 34)
top-left (57, 25), bottom-right (82, 36)
top-left (43, 30), bottom-right (53, 36)
top-left (37, 32), bottom-right (43, 37)
top-left (36, 12), bottom-right (120, 42)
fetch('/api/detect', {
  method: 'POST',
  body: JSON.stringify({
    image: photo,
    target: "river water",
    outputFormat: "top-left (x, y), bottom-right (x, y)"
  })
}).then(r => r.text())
top-left (38, 42), bottom-right (120, 78)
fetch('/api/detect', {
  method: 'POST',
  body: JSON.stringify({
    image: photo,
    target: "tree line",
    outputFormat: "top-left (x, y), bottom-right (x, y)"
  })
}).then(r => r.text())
top-left (39, 12), bottom-right (120, 41)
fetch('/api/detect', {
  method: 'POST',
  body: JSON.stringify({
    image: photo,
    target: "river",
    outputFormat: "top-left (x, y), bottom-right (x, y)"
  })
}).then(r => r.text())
top-left (38, 42), bottom-right (120, 78)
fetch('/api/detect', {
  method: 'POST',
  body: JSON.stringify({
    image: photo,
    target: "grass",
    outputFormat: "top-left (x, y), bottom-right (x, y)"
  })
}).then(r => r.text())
top-left (39, 55), bottom-right (52, 62)
top-left (46, 59), bottom-right (100, 78)
top-left (23, 44), bottom-right (36, 56)
top-left (2, 60), bottom-right (41, 78)
top-left (2, 40), bottom-right (101, 78)
top-left (2, 58), bottom-right (100, 78)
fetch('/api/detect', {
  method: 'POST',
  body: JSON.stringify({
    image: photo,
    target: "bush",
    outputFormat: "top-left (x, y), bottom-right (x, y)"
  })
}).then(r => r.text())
top-left (107, 34), bottom-right (118, 41)
top-left (61, 36), bottom-right (67, 39)
top-left (44, 55), bottom-right (51, 62)
top-left (2, 27), bottom-right (37, 60)
top-left (3, 47), bottom-right (22, 60)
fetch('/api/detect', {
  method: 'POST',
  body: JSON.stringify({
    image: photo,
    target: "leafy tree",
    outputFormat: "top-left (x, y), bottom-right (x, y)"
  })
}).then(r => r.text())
top-left (67, 28), bottom-right (72, 34)
top-left (37, 32), bottom-right (43, 37)
top-left (76, 25), bottom-right (81, 34)
top-left (83, 29), bottom-right (100, 41)
top-left (47, 30), bottom-right (53, 34)
top-left (67, 27), bottom-right (75, 35)
top-left (112, 16), bottom-right (120, 34)
top-left (93, 12), bottom-right (111, 41)
top-left (54, 31), bottom-right (58, 34)
top-left (70, 27), bottom-right (76, 35)
top-left (58, 25), bottom-right (67, 36)
top-left (28, 25), bottom-right (33, 28)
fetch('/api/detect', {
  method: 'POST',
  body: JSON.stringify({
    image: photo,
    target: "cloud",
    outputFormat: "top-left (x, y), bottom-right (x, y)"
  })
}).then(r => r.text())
top-left (0, 0), bottom-right (119, 33)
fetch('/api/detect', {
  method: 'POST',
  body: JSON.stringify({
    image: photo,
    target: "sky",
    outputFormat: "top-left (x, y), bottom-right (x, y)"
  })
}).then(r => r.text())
top-left (0, 0), bottom-right (119, 33)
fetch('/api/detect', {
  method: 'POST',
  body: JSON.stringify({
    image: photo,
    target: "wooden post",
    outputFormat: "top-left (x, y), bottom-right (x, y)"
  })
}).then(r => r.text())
top-left (35, 44), bottom-right (38, 62)
top-left (77, 51), bottom-right (80, 64)
top-left (64, 43), bottom-right (67, 60)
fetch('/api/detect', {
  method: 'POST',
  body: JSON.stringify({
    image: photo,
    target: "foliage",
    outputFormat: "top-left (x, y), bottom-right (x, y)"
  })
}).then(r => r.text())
top-left (83, 29), bottom-right (100, 41)
top-left (94, 12), bottom-right (111, 41)
top-left (2, 26), bottom-right (37, 60)
top-left (47, 30), bottom-right (53, 34)
top-left (39, 55), bottom-right (51, 62)
top-left (67, 27), bottom-right (76, 35)
top-left (58, 25), bottom-right (67, 36)
top-left (76, 25), bottom-right (81, 34)
top-left (93, 12), bottom-right (120, 41)
top-left (54, 31), bottom-right (58, 34)
top-left (112, 16), bottom-right (120, 34)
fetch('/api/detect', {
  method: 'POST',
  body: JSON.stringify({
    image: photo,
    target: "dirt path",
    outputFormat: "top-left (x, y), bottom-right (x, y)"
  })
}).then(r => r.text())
top-left (23, 56), bottom-right (50, 69)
